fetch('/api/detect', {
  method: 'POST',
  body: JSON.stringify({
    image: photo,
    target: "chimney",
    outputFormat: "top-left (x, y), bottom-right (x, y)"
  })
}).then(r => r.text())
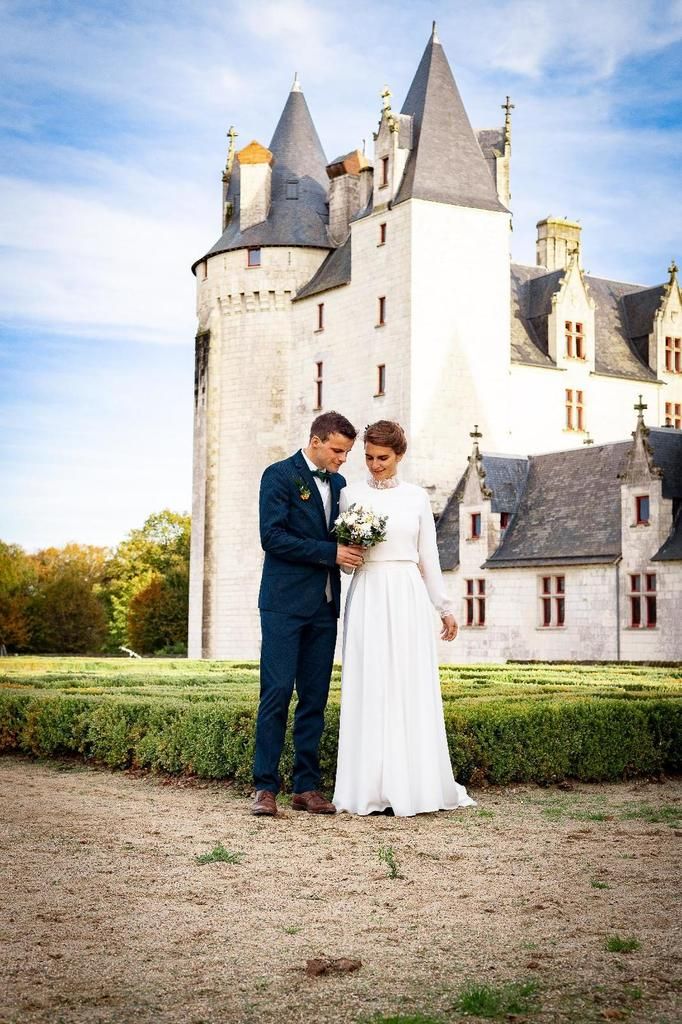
top-left (536, 217), bottom-right (581, 271)
top-left (326, 150), bottom-right (372, 245)
top-left (236, 141), bottom-right (273, 232)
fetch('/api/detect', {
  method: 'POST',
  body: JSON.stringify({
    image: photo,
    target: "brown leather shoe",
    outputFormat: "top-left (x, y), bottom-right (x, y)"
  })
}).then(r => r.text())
top-left (292, 790), bottom-right (336, 814)
top-left (251, 790), bottom-right (277, 816)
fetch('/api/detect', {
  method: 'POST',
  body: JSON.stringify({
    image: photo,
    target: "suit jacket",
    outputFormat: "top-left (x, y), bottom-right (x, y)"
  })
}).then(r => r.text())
top-left (258, 451), bottom-right (345, 617)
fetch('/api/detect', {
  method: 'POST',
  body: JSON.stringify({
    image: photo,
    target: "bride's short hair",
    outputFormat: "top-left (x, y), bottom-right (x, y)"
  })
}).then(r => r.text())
top-left (363, 420), bottom-right (407, 455)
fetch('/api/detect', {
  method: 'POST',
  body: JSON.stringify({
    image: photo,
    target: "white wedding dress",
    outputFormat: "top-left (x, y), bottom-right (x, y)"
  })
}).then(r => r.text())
top-left (333, 479), bottom-right (476, 817)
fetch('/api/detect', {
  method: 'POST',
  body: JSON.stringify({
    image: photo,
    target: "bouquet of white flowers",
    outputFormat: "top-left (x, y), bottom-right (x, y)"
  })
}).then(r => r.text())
top-left (332, 503), bottom-right (388, 548)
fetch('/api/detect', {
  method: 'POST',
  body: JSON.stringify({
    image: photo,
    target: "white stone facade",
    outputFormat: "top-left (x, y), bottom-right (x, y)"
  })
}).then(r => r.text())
top-left (189, 35), bottom-right (682, 662)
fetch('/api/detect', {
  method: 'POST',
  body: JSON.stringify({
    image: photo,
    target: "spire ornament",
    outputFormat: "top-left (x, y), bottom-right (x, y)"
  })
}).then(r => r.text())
top-left (225, 125), bottom-right (238, 177)
top-left (668, 258), bottom-right (678, 284)
top-left (467, 425), bottom-right (492, 497)
top-left (380, 86), bottom-right (392, 113)
top-left (502, 95), bottom-right (515, 147)
top-left (291, 72), bottom-right (302, 93)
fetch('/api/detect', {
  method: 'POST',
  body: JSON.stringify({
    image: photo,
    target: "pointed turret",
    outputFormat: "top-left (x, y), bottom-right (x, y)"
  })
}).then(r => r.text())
top-left (394, 30), bottom-right (507, 212)
top-left (194, 76), bottom-right (331, 269)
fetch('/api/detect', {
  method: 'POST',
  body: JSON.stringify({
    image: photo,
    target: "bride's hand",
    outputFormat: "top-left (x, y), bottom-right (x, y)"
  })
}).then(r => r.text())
top-left (440, 614), bottom-right (458, 642)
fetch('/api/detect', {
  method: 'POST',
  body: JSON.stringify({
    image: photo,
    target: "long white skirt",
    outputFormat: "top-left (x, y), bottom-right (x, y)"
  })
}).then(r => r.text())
top-left (333, 561), bottom-right (476, 817)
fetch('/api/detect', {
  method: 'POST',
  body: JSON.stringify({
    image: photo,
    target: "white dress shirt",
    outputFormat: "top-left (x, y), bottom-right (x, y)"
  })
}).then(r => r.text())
top-left (301, 449), bottom-right (333, 602)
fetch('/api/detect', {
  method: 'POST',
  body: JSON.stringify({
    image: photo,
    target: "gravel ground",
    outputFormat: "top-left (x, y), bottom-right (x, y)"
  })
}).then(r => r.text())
top-left (0, 756), bottom-right (680, 1024)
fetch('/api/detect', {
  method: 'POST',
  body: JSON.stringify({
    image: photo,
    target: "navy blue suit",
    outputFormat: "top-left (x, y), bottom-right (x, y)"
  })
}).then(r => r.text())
top-left (254, 451), bottom-right (344, 794)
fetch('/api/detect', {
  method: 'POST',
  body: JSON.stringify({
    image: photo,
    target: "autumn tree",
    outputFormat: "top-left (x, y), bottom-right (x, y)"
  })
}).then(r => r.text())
top-left (0, 542), bottom-right (36, 652)
top-left (28, 544), bottom-right (109, 654)
top-left (106, 510), bottom-right (190, 654)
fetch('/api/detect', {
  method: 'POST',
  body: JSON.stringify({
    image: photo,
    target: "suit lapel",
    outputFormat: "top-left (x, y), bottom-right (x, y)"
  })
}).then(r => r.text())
top-left (292, 451), bottom-right (328, 534)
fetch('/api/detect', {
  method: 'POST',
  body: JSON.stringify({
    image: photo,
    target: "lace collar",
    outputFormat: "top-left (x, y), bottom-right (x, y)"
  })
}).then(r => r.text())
top-left (367, 474), bottom-right (401, 490)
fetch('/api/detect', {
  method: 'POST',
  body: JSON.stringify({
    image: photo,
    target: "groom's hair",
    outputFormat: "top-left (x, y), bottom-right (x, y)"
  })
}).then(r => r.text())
top-left (309, 411), bottom-right (357, 442)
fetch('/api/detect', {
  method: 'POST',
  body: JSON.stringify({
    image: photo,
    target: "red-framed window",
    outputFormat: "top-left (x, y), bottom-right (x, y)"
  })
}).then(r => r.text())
top-left (379, 222), bottom-right (387, 245)
top-left (565, 321), bottom-right (585, 359)
top-left (316, 303), bottom-right (324, 331)
top-left (470, 513), bottom-right (481, 539)
top-left (464, 579), bottom-right (486, 627)
top-left (630, 573), bottom-right (656, 628)
top-left (565, 389), bottom-right (584, 431)
top-left (665, 337), bottom-right (681, 373)
top-left (540, 575), bottom-right (565, 627)
top-left (314, 361), bottom-right (323, 411)
top-left (377, 296), bottom-right (386, 326)
top-left (247, 247), bottom-right (261, 268)
top-left (635, 495), bottom-right (650, 525)
top-left (665, 402), bottom-right (682, 428)
top-left (380, 156), bottom-right (389, 187)
top-left (375, 364), bottom-right (386, 397)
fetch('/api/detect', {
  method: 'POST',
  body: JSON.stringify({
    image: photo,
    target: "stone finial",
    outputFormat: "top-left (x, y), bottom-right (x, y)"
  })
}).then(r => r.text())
top-left (634, 394), bottom-right (647, 423)
top-left (431, 20), bottom-right (439, 43)
top-left (381, 86), bottom-right (392, 113)
top-left (583, 432), bottom-right (594, 446)
top-left (467, 425), bottom-right (492, 496)
top-left (668, 258), bottom-right (678, 284)
top-left (501, 95), bottom-right (515, 147)
top-left (291, 72), bottom-right (302, 93)
top-left (225, 126), bottom-right (238, 178)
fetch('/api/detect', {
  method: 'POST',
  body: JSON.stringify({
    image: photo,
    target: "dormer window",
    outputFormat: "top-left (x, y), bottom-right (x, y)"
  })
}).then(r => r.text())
top-left (665, 336), bottom-right (681, 373)
top-left (500, 512), bottom-right (511, 532)
top-left (380, 156), bottom-right (389, 188)
top-left (286, 179), bottom-right (299, 200)
top-left (635, 495), bottom-right (650, 525)
top-left (247, 247), bottom-right (261, 268)
top-left (565, 321), bottom-right (584, 359)
top-left (471, 513), bottom-right (481, 539)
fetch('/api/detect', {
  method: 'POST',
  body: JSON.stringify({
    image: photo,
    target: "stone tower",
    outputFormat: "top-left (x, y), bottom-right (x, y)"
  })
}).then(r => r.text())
top-left (188, 78), bottom-right (332, 659)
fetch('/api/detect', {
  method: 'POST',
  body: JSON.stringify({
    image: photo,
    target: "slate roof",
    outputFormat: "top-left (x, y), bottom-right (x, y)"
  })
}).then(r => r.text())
top-left (436, 428), bottom-right (682, 570)
top-left (194, 86), bottom-right (331, 269)
top-left (510, 264), bottom-right (660, 381)
top-left (484, 443), bottom-right (630, 568)
top-left (393, 31), bottom-right (507, 213)
top-left (652, 508), bottom-right (682, 561)
top-left (294, 235), bottom-right (352, 301)
top-left (436, 455), bottom-right (529, 570)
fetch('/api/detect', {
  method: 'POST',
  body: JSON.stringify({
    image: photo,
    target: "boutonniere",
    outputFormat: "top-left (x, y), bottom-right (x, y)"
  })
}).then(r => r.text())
top-left (294, 477), bottom-right (311, 501)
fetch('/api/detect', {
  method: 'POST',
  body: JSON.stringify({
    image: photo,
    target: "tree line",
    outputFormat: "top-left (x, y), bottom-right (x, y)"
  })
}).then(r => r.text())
top-left (0, 511), bottom-right (190, 656)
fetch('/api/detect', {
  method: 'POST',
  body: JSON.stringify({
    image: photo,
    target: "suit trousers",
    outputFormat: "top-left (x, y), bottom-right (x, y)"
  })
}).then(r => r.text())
top-left (254, 598), bottom-right (337, 794)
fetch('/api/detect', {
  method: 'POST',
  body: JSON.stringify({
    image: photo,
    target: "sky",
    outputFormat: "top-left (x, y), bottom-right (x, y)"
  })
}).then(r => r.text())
top-left (1, 0), bottom-right (681, 551)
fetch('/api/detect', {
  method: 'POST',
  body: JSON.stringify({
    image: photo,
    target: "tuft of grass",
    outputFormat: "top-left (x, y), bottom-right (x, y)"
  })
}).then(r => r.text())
top-left (378, 845), bottom-right (403, 879)
top-left (590, 880), bottom-right (611, 889)
top-left (195, 843), bottom-right (243, 865)
top-left (283, 925), bottom-right (301, 935)
top-left (619, 803), bottom-right (681, 827)
top-left (605, 935), bottom-right (641, 953)
top-left (455, 979), bottom-right (540, 1018)
top-left (367, 1016), bottom-right (444, 1024)
top-left (475, 808), bottom-right (495, 819)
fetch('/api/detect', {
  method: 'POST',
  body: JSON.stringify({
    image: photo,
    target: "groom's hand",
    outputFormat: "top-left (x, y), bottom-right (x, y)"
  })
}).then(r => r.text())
top-left (336, 544), bottom-right (364, 568)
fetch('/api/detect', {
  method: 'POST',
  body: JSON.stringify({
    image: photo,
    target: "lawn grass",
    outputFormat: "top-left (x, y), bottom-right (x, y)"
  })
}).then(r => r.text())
top-left (1, 657), bottom-right (680, 789)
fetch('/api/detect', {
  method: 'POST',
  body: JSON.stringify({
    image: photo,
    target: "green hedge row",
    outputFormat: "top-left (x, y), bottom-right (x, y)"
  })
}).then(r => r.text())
top-left (1, 688), bottom-right (680, 788)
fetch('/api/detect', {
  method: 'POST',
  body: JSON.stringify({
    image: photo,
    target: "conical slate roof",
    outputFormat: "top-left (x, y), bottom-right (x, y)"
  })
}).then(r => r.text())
top-left (196, 81), bottom-right (331, 267)
top-left (394, 30), bottom-right (507, 213)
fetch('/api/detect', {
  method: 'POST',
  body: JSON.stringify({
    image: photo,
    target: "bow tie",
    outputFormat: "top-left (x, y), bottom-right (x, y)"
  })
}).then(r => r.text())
top-left (311, 468), bottom-right (330, 483)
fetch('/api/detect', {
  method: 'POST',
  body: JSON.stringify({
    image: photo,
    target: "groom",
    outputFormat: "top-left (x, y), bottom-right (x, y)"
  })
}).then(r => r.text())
top-left (252, 411), bottom-right (363, 816)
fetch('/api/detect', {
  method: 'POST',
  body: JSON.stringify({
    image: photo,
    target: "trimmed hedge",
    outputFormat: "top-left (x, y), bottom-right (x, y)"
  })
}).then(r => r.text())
top-left (1, 658), bottom-right (680, 788)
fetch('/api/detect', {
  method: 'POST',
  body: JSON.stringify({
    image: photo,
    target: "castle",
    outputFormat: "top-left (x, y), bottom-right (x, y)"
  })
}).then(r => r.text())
top-left (188, 27), bottom-right (682, 662)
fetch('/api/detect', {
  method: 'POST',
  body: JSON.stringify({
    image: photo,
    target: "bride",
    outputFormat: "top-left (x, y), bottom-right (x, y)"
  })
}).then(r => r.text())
top-left (333, 420), bottom-right (476, 817)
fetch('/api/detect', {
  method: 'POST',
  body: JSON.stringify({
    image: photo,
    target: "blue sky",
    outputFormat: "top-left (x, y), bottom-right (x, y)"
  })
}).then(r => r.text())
top-left (1, 0), bottom-right (681, 550)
